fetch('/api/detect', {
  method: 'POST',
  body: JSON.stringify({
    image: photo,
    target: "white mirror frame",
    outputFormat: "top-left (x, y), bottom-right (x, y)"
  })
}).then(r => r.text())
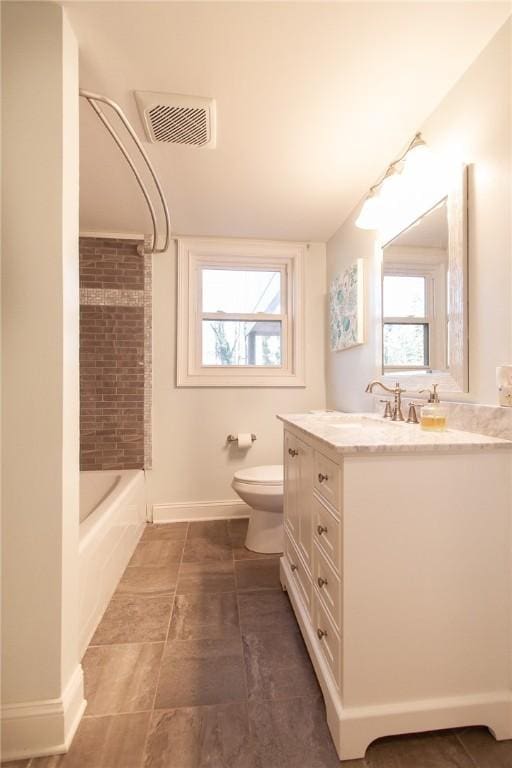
top-left (378, 164), bottom-right (468, 393)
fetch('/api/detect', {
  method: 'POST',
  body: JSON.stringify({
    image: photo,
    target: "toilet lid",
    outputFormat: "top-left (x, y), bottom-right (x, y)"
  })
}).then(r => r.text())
top-left (233, 464), bottom-right (283, 486)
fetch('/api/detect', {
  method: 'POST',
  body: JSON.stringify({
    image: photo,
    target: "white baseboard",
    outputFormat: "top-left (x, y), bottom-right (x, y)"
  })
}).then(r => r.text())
top-left (1, 664), bottom-right (86, 762)
top-left (152, 498), bottom-right (250, 523)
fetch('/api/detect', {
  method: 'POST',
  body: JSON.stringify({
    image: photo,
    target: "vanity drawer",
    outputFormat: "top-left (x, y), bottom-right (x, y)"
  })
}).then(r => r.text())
top-left (313, 542), bottom-right (342, 631)
top-left (313, 495), bottom-right (342, 573)
top-left (314, 450), bottom-right (341, 511)
top-left (313, 590), bottom-right (342, 688)
top-left (284, 533), bottom-right (312, 616)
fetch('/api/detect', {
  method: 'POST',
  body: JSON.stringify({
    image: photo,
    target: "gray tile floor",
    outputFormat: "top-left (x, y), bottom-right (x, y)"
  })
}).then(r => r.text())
top-left (7, 519), bottom-right (512, 767)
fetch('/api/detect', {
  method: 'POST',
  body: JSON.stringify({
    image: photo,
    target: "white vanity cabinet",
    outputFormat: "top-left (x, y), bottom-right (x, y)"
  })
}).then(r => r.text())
top-left (279, 415), bottom-right (512, 762)
top-left (284, 431), bottom-right (314, 572)
top-left (283, 429), bottom-right (344, 690)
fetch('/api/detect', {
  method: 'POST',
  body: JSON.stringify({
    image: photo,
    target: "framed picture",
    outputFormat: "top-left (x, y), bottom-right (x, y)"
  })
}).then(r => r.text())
top-left (329, 259), bottom-right (365, 351)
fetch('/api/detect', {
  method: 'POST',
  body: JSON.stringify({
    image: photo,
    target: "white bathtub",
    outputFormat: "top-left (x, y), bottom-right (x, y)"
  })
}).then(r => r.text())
top-left (79, 469), bottom-right (146, 656)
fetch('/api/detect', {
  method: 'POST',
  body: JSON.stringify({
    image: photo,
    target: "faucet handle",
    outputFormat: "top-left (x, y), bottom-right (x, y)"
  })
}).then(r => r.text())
top-left (380, 399), bottom-right (393, 419)
top-left (406, 402), bottom-right (422, 424)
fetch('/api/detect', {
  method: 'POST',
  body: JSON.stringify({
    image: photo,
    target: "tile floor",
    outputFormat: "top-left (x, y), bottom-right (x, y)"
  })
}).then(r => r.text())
top-left (5, 519), bottom-right (512, 768)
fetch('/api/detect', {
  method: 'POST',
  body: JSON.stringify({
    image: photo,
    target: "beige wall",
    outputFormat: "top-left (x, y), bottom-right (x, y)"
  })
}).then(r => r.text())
top-left (146, 241), bottom-right (326, 509)
top-left (326, 19), bottom-right (512, 412)
top-left (1, 2), bottom-right (84, 757)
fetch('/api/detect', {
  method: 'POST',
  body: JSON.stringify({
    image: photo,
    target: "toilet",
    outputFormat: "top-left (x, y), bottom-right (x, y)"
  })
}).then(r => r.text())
top-left (231, 465), bottom-right (284, 553)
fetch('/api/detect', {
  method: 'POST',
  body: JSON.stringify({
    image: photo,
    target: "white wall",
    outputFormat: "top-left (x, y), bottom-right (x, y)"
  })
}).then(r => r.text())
top-left (146, 241), bottom-right (326, 511)
top-left (1, 3), bottom-right (84, 759)
top-left (326, 18), bottom-right (512, 412)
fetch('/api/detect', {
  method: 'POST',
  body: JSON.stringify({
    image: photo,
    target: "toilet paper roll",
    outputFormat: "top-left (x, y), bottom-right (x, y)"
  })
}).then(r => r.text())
top-left (236, 433), bottom-right (253, 449)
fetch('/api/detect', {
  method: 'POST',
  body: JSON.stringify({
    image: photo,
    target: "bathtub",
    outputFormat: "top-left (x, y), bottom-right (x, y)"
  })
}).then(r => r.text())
top-left (79, 469), bottom-right (146, 656)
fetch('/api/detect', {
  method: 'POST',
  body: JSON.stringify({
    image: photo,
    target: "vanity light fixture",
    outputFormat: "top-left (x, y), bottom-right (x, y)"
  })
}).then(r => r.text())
top-left (355, 133), bottom-right (429, 230)
top-left (404, 134), bottom-right (431, 175)
top-left (354, 188), bottom-right (380, 230)
top-left (379, 164), bottom-right (405, 201)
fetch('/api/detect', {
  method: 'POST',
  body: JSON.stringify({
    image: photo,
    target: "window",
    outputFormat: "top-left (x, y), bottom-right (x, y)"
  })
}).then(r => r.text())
top-left (382, 266), bottom-right (445, 373)
top-left (177, 239), bottom-right (305, 386)
top-left (201, 268), bottom-right (283, 367)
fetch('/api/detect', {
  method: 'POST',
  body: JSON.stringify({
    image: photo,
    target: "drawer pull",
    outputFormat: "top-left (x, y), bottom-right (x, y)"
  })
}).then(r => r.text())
top-left (288, 448), bottom-right (298, 457)
top-left (317, 628), bottom-right (327, 640)
top-left (318, 472), bottom-right (329, 483)
top-left (317, 524), bottom-right (328, 536)
top-left (317, 576), bottom-right (328, 588)
top-left (290, 563), bottom-right (298, 572)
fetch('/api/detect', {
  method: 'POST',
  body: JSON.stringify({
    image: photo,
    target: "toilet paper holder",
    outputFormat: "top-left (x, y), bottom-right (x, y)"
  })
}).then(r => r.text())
top-left (227, 433), bottom-right (257, 443)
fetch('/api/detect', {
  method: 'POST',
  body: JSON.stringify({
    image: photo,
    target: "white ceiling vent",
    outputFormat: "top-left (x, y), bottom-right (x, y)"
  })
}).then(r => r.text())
top-left (135, 91), bottom-right (216, 148)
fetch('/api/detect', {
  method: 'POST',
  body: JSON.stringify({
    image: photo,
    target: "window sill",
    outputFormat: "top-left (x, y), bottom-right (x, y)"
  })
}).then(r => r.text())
top-left (176, 370), bottom-right (306, 388)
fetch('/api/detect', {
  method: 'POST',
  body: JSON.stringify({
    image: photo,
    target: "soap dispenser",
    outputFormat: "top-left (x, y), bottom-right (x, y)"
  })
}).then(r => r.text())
top-left (418, 384), bottom-right (447, 431)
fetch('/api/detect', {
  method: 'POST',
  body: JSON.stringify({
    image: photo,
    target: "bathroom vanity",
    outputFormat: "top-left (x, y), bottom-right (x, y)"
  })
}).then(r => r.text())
top-left (278, 411), bottom-right (512, 761)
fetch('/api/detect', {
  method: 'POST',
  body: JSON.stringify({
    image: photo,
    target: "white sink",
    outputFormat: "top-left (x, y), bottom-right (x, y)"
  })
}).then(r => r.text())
top-left (309, 412), bottom-right (403, 428)
top-left (309, 412), bottom-right (371, 425)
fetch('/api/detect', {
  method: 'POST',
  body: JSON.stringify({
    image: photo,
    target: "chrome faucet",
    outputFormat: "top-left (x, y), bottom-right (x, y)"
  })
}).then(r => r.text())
top-left (365, 380), bottom-right (406, 422)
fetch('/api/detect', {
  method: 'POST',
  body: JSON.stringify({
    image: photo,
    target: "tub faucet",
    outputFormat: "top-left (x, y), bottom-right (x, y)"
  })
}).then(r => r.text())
top-left (365, 380), bottom-right (406, 422)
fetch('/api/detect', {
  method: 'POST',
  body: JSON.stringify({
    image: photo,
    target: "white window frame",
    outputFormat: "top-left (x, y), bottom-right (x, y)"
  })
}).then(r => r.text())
top-left (382, 260), bottom-right (447, 374)
top-left (177, 238), bottom-right (305, 387)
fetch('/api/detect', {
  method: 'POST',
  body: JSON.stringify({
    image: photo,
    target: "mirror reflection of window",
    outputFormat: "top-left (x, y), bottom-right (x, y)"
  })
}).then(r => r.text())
top-left (382, 199), bottom-right (448, 375)
top-left (383, 275), bottom-right (426, 317)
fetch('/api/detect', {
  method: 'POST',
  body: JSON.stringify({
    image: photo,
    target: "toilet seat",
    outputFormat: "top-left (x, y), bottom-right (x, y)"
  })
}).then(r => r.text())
top-left (233, 464), bottom-right (283, 486)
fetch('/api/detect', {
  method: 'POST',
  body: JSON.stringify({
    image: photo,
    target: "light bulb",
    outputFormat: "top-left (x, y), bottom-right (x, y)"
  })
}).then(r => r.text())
top-left (377, 166), bottom-right (411, 236)
top-left (404, 140), bottom-right (431, 177)
top-left (405, 140), bottom-right (446, 205)
top-left (379, 166), bottom-right (404, 201)
top-left (355, 193), bottom-right (381, 230)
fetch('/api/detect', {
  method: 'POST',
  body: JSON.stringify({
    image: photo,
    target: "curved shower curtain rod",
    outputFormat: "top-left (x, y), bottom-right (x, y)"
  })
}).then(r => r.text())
top-left (79, 89), bottom-right (171, 255)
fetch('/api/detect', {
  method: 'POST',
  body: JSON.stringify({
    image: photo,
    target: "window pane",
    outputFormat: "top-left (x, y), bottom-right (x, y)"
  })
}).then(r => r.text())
top-left (202, 269), bottom-right (281, 314)
top-left (383, 323), bottom-right (429, 367)
top-left (383, 275), bottom-right (425, 317)
top-left (202, 320), bottom-right (282, 366)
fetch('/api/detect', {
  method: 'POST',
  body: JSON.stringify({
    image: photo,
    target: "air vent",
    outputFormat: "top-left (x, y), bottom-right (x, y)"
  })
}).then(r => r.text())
top-left (135, 91), bottom-right (216, 148)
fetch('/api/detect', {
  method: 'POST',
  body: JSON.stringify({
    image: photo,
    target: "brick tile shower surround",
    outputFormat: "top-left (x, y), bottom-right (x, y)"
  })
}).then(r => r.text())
top-left (79, 237), bottom-right (152, 471)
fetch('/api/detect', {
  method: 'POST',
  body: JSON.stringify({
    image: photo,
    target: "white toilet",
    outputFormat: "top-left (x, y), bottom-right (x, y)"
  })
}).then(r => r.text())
top-left (231, 465), bottom-right (284, 553)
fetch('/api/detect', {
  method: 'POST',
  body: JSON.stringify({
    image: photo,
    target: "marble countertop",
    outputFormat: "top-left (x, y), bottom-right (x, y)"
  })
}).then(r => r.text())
top-left (277, 411), bottom-right (512, 454)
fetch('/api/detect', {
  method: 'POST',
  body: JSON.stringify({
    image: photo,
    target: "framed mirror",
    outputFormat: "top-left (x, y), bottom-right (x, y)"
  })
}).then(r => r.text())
top-left (380, 165), bottom-right (468, 392)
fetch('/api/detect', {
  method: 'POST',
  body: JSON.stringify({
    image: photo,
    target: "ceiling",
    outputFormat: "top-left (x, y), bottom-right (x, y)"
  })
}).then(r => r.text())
top-left (66, 1), bottom-right (512, 243)
top-left (391, 201), bottom-right (448, 250)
